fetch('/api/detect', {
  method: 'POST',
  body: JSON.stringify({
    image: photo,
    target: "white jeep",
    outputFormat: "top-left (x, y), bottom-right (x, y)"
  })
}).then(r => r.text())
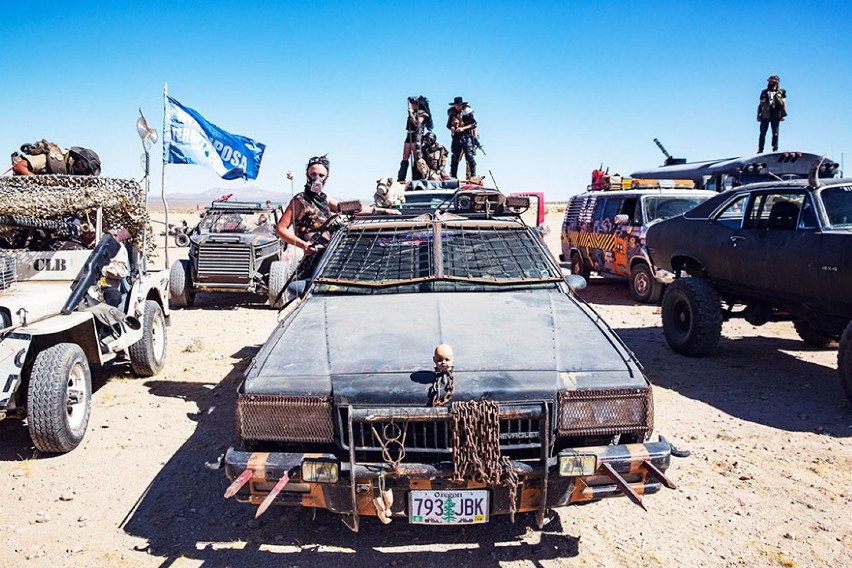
top-left (0, 176), bottom-right (170, 453)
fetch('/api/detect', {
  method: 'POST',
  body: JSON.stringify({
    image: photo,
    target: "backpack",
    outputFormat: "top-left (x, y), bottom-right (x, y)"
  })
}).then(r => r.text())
top-left (68, 147), bottom-right (101, 176)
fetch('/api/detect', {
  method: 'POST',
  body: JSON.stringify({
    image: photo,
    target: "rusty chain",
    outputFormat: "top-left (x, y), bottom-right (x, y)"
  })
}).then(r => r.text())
top-left (450, 400), bottom-right (519, 521)
top-left (371, 420), bottom-right (408, 473)
top-left (428, 369), bottom-right (455, 407)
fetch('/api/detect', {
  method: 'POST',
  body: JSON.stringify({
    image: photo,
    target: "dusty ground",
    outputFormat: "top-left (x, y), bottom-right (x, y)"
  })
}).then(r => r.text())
top-left (0, 209), bottom-right (850, 568)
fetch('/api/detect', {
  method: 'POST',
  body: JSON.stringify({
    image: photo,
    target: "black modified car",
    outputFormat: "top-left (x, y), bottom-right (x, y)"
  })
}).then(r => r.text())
top-left (169, 201), bottom-right (300, 308)
top-left (645, 173), bottom-right (852, 402)
top-left (220, 189), bottom-right (675, 531)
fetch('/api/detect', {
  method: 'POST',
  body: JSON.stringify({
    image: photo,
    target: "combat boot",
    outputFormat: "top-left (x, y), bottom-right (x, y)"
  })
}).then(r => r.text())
top-left (397, 160), bottom-right (409, 182)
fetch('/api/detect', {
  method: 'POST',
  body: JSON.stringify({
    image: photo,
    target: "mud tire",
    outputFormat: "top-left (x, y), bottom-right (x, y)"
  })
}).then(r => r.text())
top-left (630, 263), bottom-right (662, 304)
top-left (570, 251), bottom-right (590, 281)
top-left (28, 343), bottom-right (92, 453)
top-left (129, 300), bottom-right (167, 376)
top-left (169, 259), bottom-right (195, 308)
top-left (793, 321), bottom-right (834, 348)
top-left (661, 278), bottom-right (722, 356)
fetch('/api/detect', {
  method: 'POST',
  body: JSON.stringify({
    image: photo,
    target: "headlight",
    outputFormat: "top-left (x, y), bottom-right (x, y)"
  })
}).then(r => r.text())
top-left (558, 452), bottom-right (597, 477)
top-left (236, 394), bottom-right (334, 443)
top-left (556, 387), bottom-right (653, 438)
top-left (302, 459), bottom-right (339, 483)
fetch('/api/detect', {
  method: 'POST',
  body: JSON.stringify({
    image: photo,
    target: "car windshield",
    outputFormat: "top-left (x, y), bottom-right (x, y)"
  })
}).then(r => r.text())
top-left (312, 220), bottom-right (562, 295)
top-left (643, 195), bottom-right (712, 224)
top-left (819, 186), bottom-right (852, 228)
top-left (198, 210), bottom-right (270, 233)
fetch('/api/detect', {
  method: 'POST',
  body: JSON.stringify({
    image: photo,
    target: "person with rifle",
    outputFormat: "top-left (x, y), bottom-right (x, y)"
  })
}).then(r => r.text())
top-left (398, 96), bottom-right (433, 182)
top-left (446, 96), bottom-right (478, 180)
top-left (757, 75), bottom-right (787, 153)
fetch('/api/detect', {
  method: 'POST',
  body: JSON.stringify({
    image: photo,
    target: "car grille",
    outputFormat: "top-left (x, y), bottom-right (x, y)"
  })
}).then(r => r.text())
top-left (340, 404), bottom-right (544, 458)
top-left (236, 394), bottom-right (334, 443)
top-left (197, 243), bottom-right (251, 279)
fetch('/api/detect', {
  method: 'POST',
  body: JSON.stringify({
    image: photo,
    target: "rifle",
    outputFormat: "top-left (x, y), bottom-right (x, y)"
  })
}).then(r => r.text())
top-left (472, 136), bottom-right (486, 156)
top-left (61, 234), bottom-right (121, 315)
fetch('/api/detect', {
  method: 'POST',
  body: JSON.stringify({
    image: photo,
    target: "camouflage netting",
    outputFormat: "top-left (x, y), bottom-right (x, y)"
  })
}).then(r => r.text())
top-left (0, 175), bottom-right (153, 253)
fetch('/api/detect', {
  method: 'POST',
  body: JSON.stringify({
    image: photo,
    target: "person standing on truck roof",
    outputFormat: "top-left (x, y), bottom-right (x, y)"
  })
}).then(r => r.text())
top-left (757, 75), bottom-right (787, 154)
top-left (447, 96), bottom-right (477, 179)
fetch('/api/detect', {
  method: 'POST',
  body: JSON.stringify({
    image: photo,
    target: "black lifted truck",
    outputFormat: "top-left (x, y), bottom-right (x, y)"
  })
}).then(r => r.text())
top-left (645, 163), bottom-right (852, 403)
top-left (218, 188), bottom-right (676, 531)
top-left (168, 201), bottom-right (300, 309)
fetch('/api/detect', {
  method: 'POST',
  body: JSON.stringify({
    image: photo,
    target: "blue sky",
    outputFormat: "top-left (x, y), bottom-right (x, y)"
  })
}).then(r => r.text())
top-left (2, 1), bottom-right (850, 201)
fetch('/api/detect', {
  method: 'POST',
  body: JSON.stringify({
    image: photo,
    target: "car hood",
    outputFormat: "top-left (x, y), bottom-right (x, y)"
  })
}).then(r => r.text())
top-left (245, 290), bottom-right (646, 404)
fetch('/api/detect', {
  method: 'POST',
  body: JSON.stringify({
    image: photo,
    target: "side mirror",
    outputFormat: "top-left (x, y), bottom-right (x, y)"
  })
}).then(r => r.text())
top-left (537, 223), bottom-right (551, 237)
top-left (564, 274), bottom-right (587, 290)
top-left (614, 214), bottom-right (630, 225)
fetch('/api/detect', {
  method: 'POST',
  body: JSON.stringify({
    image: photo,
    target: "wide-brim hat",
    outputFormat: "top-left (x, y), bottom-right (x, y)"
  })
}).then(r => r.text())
top-left (449, 96), bottom-right (468, 106)
top-left (767, 75), bottom-right (780, 83)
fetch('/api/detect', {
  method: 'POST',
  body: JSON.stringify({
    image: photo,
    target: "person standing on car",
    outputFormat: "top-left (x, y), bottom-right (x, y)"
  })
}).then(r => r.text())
top-left (398, 96), bottom-right (433, 182)
top-left (446, 96), bottom-right (477, 179)
top-left (757, 75), bottom-right (787, 153)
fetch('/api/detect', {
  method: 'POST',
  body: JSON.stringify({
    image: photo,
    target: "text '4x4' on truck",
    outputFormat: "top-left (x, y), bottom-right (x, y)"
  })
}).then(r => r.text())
top-left (220, 188), bottom-right (676, 531)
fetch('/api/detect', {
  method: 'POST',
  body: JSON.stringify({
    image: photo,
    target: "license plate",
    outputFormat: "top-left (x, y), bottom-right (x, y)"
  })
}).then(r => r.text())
top-left (408, 490), bottom-right (488, 524)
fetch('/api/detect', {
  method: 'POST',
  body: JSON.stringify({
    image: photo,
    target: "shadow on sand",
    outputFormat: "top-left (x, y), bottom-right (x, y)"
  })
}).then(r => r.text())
top-left (0, 363), bottom-right (138, 462)
top-left (121, 346), bottom-right (580, 566)
top-left (614, 323), bottom-right (850, 437)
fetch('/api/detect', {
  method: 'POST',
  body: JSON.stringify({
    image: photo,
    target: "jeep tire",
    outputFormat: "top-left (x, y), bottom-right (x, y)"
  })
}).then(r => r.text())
top-left (129, 300), bottom-right (167, 376)
top-left (839, 320), bottom-right (852, 404)
top-left (630, 263), bottom-right (662, 304)
top-left (169, 259), bottom-right (195, 308)
top-left (28, 343), bottom-right (92, 453)
top-left (570, 251), bottom-right (590, 281)
top-left (793, 321), bottom-right (834, 348)
top-left (661, 278), bottom-right (723, 356)
top-left (268, 261), bottom-right (290, 308)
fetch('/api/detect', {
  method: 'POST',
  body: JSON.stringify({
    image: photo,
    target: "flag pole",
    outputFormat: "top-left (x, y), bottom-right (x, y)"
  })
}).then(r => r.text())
top-left (161, 81), bottom-right (170, 270)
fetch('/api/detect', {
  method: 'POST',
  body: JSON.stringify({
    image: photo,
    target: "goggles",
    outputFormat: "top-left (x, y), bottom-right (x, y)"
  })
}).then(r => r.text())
top-left (307, 156), bottom-right (330, 169)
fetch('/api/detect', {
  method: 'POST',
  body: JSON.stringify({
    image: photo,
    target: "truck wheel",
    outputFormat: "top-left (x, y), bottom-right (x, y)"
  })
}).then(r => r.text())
top-left (630, 263), bottom-right (662, 304)
top-left (174, 232), bottom-right (190, 247)
top-left (169, 259), bottom-right (195, 308)
top-left (268, 261), bottom-right (291, 308)
top-left (793, 321), bottom-right (834, 348)
top-left (129, 300), bottom-right (167, 376)
top-left (839, 321), bottom-right (852, 404)
top-left (570, 251), bottom-right (590, 281)
top-left (661, 278), bottom-right (722, 356)
top-left (28, 343), bottom-right (92, 453)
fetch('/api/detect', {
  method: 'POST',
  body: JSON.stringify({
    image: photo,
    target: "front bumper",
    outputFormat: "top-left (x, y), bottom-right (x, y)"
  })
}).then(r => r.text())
top-left (223, 437), bottom-right (674, 528)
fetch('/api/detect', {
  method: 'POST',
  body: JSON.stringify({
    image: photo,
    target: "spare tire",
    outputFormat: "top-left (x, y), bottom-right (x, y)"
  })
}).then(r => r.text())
top-left (174, 232), bottom-right (190, 247)
top-left (169, 259), bottom-right (195, 308)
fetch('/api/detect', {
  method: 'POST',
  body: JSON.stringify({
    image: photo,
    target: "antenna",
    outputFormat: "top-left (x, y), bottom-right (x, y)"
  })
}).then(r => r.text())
top-left (488, 170), bottom-right (500, 191)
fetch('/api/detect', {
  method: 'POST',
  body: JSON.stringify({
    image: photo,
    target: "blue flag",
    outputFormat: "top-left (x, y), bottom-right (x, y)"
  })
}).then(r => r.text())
top-left (164, 96), bottom-right (266, 180)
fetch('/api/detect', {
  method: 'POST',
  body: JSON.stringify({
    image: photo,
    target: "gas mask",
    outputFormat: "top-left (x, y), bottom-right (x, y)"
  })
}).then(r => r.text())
top-left (309, 177), bottom-right (325, 194)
